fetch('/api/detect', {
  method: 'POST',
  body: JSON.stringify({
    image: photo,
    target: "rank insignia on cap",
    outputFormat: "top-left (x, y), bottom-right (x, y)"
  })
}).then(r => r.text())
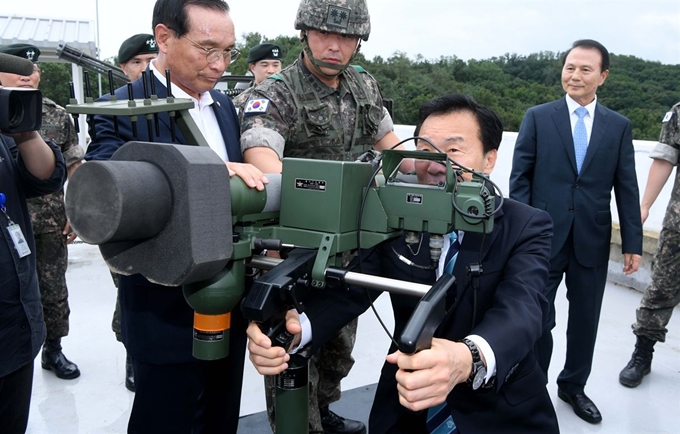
top-left (244, 98), bottom-right (270, 114)
top-left (326, 6), bottom-right (350, 29)
top-left (147, 38), bottom-right (157, 49)
top-left (662, 111), bottom-right (674, 123)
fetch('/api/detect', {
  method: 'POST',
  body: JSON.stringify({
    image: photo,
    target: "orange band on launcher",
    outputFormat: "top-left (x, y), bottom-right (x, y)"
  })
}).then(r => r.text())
top-left (194, 312), bottom-right (231, 331)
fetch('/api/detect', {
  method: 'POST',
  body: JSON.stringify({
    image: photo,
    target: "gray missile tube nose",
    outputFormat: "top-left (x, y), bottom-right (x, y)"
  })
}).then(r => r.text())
top-left (66, 160), bottom-right (172, 244)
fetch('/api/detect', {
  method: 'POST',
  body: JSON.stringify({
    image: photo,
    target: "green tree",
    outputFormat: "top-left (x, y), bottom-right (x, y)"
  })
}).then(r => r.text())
top-left (45, 31), bottom-right (679, 141)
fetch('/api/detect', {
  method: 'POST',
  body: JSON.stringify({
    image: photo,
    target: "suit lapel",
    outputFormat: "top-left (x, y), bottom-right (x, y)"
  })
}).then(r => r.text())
top-left (210, 92), bottom-right (231, 156)
top-left (448, 202), bottom-right (504, 311)
top-left (579, 102), bottom-right (608, 175)
top-left (551, 97), bottom-right (578, 174)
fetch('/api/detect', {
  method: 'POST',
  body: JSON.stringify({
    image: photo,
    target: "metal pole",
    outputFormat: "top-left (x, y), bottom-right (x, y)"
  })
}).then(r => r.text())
top-left (95, 0), bottom-right (102, 96)
top-left (247, 256), bottom-right (430, 297)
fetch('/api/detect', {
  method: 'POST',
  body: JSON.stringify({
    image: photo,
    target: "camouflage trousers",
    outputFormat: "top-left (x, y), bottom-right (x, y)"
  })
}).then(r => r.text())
top-left (34, 232), bottom-right (70, 340)
top-left (632, 228), bottom-right (680, 342)
top-left (264, 318), bottom-right (358, 433)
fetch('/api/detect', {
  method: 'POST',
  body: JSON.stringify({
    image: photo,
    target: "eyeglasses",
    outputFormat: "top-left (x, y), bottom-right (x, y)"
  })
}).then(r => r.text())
top-left (181, 35), bottom-right (240, 64)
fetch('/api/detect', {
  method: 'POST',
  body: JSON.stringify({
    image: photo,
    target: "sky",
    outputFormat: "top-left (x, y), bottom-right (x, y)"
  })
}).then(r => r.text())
top-left (3, 0), bottom-right (680, 65)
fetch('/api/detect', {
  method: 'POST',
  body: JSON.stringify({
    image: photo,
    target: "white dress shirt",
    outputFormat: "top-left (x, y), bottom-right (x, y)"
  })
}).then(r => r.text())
top-left (150, 60), bottom-right (229, 162)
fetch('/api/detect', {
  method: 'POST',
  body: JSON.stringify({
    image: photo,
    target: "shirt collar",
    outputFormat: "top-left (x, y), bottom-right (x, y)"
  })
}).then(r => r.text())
top-left (150, 60), bottom-right (214, 108)
top-left (565, 94), bottom-right (597, 118)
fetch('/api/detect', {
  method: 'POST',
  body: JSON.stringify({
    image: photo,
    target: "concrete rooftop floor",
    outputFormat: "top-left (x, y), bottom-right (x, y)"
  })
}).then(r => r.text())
top-left (25, 242), bottom-right (680, 434)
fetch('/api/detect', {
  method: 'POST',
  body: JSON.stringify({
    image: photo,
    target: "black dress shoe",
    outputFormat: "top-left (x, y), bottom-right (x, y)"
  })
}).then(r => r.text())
top-left (320, 406), bottom-right (366, 434)
top-left (125, 353), bottom-right (135, 392)
top-left (557, 389), bottom-right (602, 424)
top-left (41, 347), bottom-right (81, 380)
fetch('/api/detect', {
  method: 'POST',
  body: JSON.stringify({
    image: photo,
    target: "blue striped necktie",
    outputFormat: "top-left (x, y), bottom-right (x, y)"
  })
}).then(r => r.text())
top-left (427, 402), bottom-right (458, 433)
top-left (443, 232), bottom-right (460, 275)
top-left (427, 232), bottom-right (461, 433)
top-left (573, 106), bottom-right (589, 173)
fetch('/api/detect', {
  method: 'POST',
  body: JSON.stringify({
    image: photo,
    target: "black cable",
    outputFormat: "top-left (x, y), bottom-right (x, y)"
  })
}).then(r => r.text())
top-left (352, 136), bottom-right (501, 350)
top-left (353, 150), bottom-right (401, 348)
top-left (469, 219), bottom-right (488, 330)
top-left (390, 245), bottom-right (436, 270)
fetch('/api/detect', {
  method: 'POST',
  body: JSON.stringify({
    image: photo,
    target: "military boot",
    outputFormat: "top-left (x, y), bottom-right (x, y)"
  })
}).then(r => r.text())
top-left (619, 336), bottom-right (655, 388)
top-left (320, 406), bottom-right (366, 434)
top-left (41, 338), bottom-right (81, 379)
top-left (125, 353), bottom-right (135, 392)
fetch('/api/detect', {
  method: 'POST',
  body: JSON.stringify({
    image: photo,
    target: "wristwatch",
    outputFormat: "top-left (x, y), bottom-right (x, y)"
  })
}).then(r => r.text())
top-left (461, 338), bottom-right (487, 390)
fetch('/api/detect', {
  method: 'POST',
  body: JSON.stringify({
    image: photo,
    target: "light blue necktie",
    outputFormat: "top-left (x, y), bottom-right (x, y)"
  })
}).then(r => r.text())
top-left (426, 233), bottom-right (460, 434)
top-left (573, 106), bottom-right (589, 173)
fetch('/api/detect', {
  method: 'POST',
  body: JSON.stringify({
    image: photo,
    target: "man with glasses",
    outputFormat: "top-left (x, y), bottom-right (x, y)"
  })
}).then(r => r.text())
top-left (0, 43), bottom-right (84, 382)
top-left (85, 1), bottom-right (267, 432)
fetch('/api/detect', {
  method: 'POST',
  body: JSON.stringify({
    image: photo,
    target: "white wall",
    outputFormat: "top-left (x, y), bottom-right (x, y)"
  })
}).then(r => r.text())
top-left (394, 125), bottom-right (671, 232)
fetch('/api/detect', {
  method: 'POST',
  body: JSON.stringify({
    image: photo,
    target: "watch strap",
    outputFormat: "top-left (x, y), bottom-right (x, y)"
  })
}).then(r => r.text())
top-left (461, 338), bottom-right (486, 389)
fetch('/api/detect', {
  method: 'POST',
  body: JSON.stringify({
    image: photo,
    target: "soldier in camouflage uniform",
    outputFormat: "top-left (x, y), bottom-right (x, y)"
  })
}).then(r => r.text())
top-left (0, 44), bottom-right (84, 380)
top-left (240, 1), bottom-right (413, 432)
top-left (232, 43), bottom-right (284, 115)
top-left (619, 102), bottom-right (680, 388)
top-left (118, 33), bottom-right (158, 82)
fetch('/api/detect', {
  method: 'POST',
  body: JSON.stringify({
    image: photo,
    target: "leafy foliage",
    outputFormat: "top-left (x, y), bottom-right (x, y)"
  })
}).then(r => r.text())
top-left (38, 33), bottom-right (680, 140)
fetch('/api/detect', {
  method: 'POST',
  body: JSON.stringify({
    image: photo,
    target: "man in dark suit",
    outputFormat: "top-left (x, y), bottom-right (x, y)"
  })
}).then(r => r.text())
top-left (510, 39), bottom-right (643, 424)
top-left (85, 1), bottom-right (267, 432)
top-left (247, 93), bottom-right (560, 433)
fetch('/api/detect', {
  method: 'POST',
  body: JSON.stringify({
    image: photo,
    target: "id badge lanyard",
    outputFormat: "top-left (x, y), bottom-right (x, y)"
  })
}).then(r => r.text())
top-left (0, 192), bottom-right (31, 258)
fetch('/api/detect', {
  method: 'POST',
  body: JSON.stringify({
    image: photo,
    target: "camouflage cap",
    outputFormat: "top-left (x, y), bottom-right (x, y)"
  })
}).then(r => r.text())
top-left (295, 0), bottom-right (371, 41)
top-left (0, 43), bottom-right (41, 63)
top-left (246, 43), bottom-right (284, 64)
top-left (118, 34), bottom-right (158, 64)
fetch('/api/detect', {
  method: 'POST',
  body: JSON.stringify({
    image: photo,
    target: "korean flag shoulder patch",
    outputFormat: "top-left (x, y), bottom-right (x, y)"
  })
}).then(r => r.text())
top-left (662, 111), bottom-right (674, 123)
top-left (244, 98), bottom-right (270, 115)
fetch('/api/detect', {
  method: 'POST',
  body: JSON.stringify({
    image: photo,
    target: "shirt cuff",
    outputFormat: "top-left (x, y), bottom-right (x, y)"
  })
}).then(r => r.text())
top-left (288, 312), bottom-right (312, 354)
top-left (467, 334), bottom-right (496, 384)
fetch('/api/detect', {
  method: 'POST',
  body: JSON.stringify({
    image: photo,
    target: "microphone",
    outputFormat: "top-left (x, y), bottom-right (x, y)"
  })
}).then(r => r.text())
top-left (0, 53), bottom-right (35, 76)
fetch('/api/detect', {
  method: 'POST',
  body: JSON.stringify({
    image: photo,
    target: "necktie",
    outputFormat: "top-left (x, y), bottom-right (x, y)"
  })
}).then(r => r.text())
top-left (427, 402), bottom-right (458, 433)
top-left (443, 232), bottom-right (460, 275)
top-left (573, 106), bottom-right (589, 173)
top-left (428, 232), bottom-right (460, 433)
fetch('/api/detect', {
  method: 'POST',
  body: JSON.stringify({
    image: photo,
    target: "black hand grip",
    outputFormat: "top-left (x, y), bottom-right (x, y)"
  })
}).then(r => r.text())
top-left (398, 274), bottom-right (455, 354)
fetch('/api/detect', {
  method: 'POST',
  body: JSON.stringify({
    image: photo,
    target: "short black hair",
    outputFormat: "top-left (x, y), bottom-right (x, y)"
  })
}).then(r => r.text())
top-left (561, 39), bottom-right (610, 72)
top-left (152, 0), bottom-right (229, 37)
top-left (413, 93), bottom-right (503, 154)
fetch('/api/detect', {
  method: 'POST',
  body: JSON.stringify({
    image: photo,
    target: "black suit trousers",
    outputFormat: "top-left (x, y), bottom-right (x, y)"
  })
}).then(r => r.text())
top-left (0, 361), bottom-right (34, 434)
top-left (127, 309), bottom-right (248, 434)
top-left (535, 231), bottom-right (608, 392)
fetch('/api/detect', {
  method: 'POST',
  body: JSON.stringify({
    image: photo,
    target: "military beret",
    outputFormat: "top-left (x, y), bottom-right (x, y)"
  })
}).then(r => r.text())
top-left (118, 34), bottom-right (158, 64)
top-left (0, 43), bottom-right (41, 63)
top-left (246, 43), bottom-right (284, 64)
